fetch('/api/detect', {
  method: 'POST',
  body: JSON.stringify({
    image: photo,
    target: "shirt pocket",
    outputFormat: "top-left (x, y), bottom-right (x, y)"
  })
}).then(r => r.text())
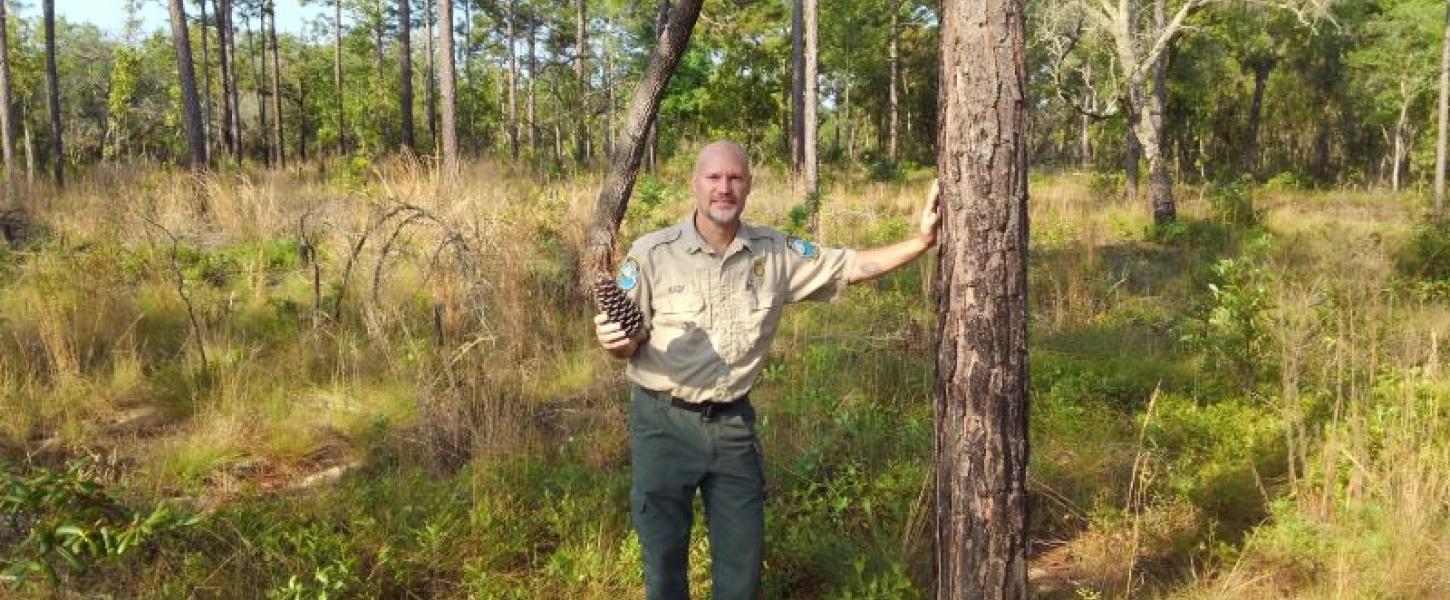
top-left (653, 289), bottom-right (707, 329)
top-left (749, 288), bottom-right (784, 341)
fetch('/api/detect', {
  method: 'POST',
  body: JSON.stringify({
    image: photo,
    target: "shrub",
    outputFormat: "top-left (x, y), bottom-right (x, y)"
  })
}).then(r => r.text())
top-left (1393, 218), bottom-right (1450, 283)
top-left (1206, 175), bottom-right (1259, 227)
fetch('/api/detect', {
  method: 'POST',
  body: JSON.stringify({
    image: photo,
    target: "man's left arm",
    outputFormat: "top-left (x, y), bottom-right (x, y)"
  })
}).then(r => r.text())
top-left (844, 180), bottom-right (940, 284)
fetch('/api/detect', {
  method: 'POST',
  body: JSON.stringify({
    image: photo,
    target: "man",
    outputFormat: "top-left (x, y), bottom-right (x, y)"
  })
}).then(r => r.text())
top-left (594, 140), bottom-right (939, 599)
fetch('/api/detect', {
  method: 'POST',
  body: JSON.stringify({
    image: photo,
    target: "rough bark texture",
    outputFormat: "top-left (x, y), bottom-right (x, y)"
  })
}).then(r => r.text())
top-left (267, 1), bottom-right (284, 167)
top-left (169, 0), bottom-right (208, 170)
top-left (42, 0), bottom-right (63, 186)
top-left (888, 1), bottom-right (899, 160)
top-left (399, 0), bottom-right (415, 153)
top-left (932, 0), bottom-right (1030, 596)
top-left (0, 0), bottom-right (16, 182)
top-left (1436, 0), bottom-right (1449, 217)
top-left (438, 0), bottom-right (458, 174)
top-left (584, 0), bottom-right (703, 281)
top-left (790, 0), bottom-right (804, 174)
top-left (803, 0), bottom-right (819, 233)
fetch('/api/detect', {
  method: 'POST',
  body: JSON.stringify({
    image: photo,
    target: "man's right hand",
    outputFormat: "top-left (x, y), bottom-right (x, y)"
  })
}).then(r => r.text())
top-left (594, 313), bottom-right (640, 359)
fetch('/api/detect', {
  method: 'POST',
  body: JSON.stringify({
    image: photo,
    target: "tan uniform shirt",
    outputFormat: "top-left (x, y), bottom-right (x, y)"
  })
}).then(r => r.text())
top-left (618, 213), bottom-right (854, 403)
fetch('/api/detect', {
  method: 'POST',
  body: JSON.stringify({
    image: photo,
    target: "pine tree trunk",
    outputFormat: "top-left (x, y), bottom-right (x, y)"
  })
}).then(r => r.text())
top-left (169, 0), bottom-right (208, 170)
top-left (438, 0), bottom-right (458, 174)
top-left (335, 0), bottom-right (346, 156)
top-left (374, 0), bottom-right (388, 147)
top-left (803, 0), bottom-right (819, 233)
top-left (585, 0), bottom-right (703, 280)
top-left (888, 0), bottom-right (899, 160)
top-left (1435, 0), bottom-right (1449, 217)
top-left (791, 0), bottom-right (805, 175)
top-left (0, 0), bottom-right (16, 184)
top-left (933, 0), bottom-right (1030, 595)
top-left (199, 0), bottom-right (213, 163)
top-left (42, 0), bottom-right (63, 186)
top-left (399, 0), bottom-right (415, 153)
top-left (249, 14), bottom-right (269, 164)
top-left (213, 0), bottom-right (237, 159)
top-left (424, 0), bottom-right (437, 152)
top-left (527, 17), bottom-right (537, 160)
top-left (267, 1), bottom-right (285, 167)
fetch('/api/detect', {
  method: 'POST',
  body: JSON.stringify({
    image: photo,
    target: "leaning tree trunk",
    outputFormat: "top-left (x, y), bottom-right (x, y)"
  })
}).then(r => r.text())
top-left (169, 0), bottom-right (208, 170)
top-left (1436, 0), bottom-right (1449, 217)
top-left (584, 0), bottom-right (703, 281)
top-left (933, 0), bottom-right (1030, 596)
top-left (0, 0), bottom-right (16, 184)
top-left (399, 0), bottom-right (415, 153)
top-left (438, 0), bottom-right (458, 175)
top-left (42, 0), bottom-right (63, 186)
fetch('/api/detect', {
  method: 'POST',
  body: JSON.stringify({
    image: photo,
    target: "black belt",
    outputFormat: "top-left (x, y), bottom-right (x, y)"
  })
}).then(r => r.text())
top-left (639, 386), bottom-right (748, 418)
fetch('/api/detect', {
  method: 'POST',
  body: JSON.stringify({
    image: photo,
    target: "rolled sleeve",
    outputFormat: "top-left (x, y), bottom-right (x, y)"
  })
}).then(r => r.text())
top-left (785, 244), bottom-right (853, 303)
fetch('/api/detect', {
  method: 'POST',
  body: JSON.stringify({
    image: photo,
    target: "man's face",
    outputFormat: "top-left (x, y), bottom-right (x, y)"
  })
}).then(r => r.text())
top-left (691, 148), bottom-right (752, 226)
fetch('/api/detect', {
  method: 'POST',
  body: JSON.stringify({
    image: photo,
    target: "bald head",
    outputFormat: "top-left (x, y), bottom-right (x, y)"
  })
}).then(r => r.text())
top-left (693, 140), bottom-right (752, 179)
top-left (691, 140), bottom-right (753, 226)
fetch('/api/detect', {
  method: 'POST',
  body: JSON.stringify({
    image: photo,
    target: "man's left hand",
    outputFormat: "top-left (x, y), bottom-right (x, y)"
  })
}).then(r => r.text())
top-left (919, 179), bottom-right (941, 247)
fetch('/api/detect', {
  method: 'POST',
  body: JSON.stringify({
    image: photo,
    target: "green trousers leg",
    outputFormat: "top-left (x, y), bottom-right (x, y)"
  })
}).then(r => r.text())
top-left (629, 385), bottom-right (764, 600)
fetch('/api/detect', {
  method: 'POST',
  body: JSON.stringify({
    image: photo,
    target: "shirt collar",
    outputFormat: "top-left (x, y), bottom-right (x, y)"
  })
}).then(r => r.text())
top-left (680, 211), bottom-right (757, 256)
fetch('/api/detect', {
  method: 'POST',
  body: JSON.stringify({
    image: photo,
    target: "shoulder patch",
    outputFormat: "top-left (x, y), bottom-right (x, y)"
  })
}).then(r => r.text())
top-left (787, 236), bottom-right (818, 260)
top-left (617, 258), bottom-right (640, 291)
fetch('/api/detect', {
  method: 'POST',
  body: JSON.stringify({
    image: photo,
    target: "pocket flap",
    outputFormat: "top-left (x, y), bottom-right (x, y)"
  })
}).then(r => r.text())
top-left (657, 292), bottom-right (705, 314)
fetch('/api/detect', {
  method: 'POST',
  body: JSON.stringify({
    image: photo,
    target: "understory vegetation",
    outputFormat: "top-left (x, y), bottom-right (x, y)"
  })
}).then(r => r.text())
top-left (0, 159), bottom-right (1446, 598)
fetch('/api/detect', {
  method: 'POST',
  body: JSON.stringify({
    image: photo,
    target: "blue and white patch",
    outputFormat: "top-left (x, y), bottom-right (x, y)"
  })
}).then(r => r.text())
top-left (787, 236), bottom-right (818, 260)
top-left (616, 258), bottom-right (640, 291)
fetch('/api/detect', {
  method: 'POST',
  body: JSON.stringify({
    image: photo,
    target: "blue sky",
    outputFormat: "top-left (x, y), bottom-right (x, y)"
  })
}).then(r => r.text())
top-left (46, 0), bottom-right (331, 37)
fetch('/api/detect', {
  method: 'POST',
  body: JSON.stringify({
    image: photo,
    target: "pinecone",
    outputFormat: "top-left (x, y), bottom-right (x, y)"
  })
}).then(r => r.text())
top-left (593, 278), bottom-right (645, 339)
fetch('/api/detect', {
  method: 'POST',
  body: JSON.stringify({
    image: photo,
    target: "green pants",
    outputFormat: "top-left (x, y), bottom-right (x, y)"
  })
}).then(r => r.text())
top-left (629, 385), bottom-right (765, 600)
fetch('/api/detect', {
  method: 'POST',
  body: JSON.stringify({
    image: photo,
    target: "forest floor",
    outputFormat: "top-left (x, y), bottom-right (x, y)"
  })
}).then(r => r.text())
top-left (0, 157), bottom-right (1446, 598)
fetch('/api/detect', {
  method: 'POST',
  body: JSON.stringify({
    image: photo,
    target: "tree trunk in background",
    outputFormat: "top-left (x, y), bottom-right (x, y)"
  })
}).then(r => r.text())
top-left (1123, 124), bottom-right (1139, 204)
top-left (888, 0), bottom-right (899, 160)
top-left (374, 0), bottom-right (388, 147)
top-left (335, 0), bottom-right (346, 156)
top-left (1145, 0), bottom-right (1174, 224)
top-left (267, 1), bottom-right (285, 167)
top-left (790, 0), bottom-right (804, 175)
top-left (645, 0), bottom-right (667, 173)
top-left (803, 0), bottom-right (819, 233)
top-left (933, 0), bottom-right (1030, 595)
top-left (0, 0), bottom-right (16, 185)
top-left (1244, 60), bottom-right (1272, 177)
top-left (438, 0), bottom-right (458, 175)
top-left (527, 16), bottom-right (538, 160)
top-left (585, 0), bottom-right (703, 281)
top-left (603, 43), bottom-right (614, 157)
top-left (1435, 0), bottom-right (1449, 217)
top-left (199, 0), bottom-right (213, 163)
top-left (1392, 99), bottom-right (1409, 193)
top-left (169, 0), bottom-right (208, 170)
top-left (249, 14), bottom-right (269, 164)
top-left (42, 0), bottom-right (63, 186)
top-left (214, 0), bottom-right (237, 159)
top-left (575, 0), bottom-right (588, 162)
top-left (425, 0), bottom-right (437, 151)
top-left (506, 0), bottom-right (518, 158)
top-left (399, 0), bottom-right (415, 153)
top-left (22, 111), bottom-right (33, 183)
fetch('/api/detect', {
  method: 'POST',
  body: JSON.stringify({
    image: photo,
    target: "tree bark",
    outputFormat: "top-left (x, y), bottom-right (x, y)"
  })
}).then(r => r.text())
top-left (888, 0), bottom-right (899, 160)
top-left (438, 0), bottom-right (458, 174)
top-left (199, 0), bottom-right (213, 163)
top-left (585, 0), bottom-right (703, 281)
top-left (424, 0), bottom-right (437, 152)
top-left (803, 0), bottom-right (819, 232)
top-left (933, 0), bottom-right (1030, 595)
top-left (169, 0), bottom-right (208, 170)
top-left (1435, 0), bottom-right (1449, 217)
top-left (335, 0), bottom-right (346, 156)
top-left (42, 0), bottom-right (63, 186)
top-left (213, 0), bottom-right (237, 159)
top-left (527, 15), bottom-right (538, 159)
top-left (1392, 97), bottom-right (1409, 193)
top-left (575, 0), bottom-right (588, 162)
top-left (399, 0), bottom-right (415, 153)
top-left (0, 0), bottom-right (16, 184)
top-left (791, 0), bottom-right (805, 174)
top-left (267, 1), bottom-right (285, 167)
top-left (1244, 60), bottom-right (1272, 177)
top-left (248, 13), bottom-right (269, 164)
top-left (1145, 0), bottom-right (1174, 224)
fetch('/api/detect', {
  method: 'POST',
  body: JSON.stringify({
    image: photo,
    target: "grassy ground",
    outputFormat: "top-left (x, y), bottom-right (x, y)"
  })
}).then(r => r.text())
top-left (0, 157), bottom-right (1446, 598)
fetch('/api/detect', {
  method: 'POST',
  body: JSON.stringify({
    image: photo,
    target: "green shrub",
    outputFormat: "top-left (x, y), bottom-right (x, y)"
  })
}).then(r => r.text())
top-left (1263, 170), bottom-right (1310, 191)
top-left (1206, 175), bottom-right (1259, 227)
top-left (1394, 218), bottom-right (1450, 283)
top-left (1180, 234), bottom-right (1276, 387)
top-left (1088, 170), bottom-right (1124, 201)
